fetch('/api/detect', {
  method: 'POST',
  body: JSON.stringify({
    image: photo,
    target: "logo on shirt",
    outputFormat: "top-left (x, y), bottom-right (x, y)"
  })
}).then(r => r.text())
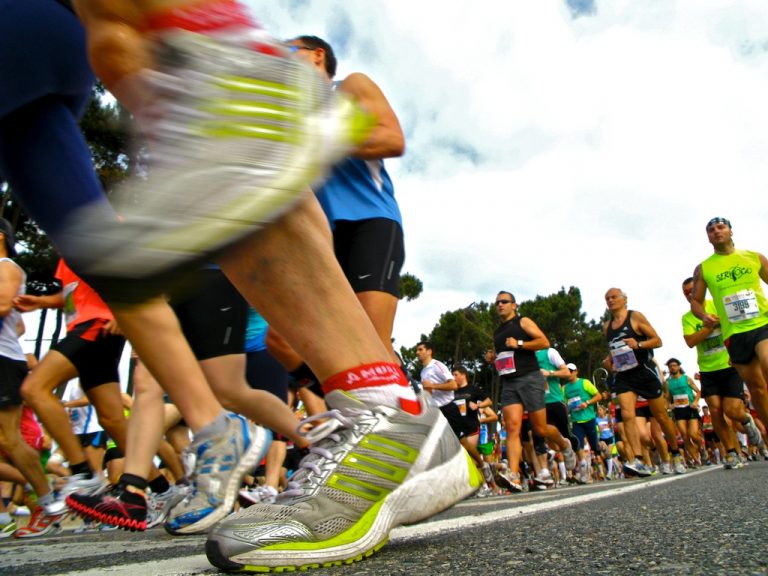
top-left (716, 265), bottom-right (752, 283)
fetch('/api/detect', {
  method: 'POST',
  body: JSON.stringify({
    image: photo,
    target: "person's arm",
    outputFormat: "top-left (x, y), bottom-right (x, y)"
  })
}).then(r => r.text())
top-left (422, 378), bottom-right (458, 392)
top-left (626, 310), bottom-right (662, 350)
top-left (683, 313), bottom-right (718, 348)
top-left (14, 292), bottom-right (65, 312)
top-left (759, 252), bottom-right (768, 285)
top-left (479, 406), bottom-right (498, 424)
top-left (338, 73), bottom-right (404, 160)
top-left (688, 376), bottom-right (702, 407)
top-left (0, 261), bottom-right (23, 318)
top-left (580, 380), bottom-right (602, 410)
top-left (507, 317), bottom-right (550, 351)
top-left (691, 264), bottom-right (720, 327)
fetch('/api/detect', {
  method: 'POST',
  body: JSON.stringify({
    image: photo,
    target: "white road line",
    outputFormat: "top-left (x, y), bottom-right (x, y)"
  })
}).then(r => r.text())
top-left (56, 468), bottom-right (714, 575)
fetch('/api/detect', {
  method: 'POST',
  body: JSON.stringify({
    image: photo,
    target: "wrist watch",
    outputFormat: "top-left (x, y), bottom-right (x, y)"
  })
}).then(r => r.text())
top-left (517, 339), bottom-right (524, 349)
top-left (638, 341), bottom-right (643, 349)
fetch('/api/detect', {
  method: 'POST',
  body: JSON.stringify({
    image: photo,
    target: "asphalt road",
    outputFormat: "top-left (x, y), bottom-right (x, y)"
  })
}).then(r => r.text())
top-left (2, 462), bottom-right (766, 576)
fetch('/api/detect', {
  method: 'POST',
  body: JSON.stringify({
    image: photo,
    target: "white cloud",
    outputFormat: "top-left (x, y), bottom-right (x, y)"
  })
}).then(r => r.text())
top-left (246, 1), bottom-right (768, 371)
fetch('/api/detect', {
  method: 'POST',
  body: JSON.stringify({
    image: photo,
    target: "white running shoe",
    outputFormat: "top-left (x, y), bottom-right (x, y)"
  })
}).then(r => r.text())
top-left (206, 390), bottom-right (482, 571)
top-left (62, 28), bottom-right (374, 302)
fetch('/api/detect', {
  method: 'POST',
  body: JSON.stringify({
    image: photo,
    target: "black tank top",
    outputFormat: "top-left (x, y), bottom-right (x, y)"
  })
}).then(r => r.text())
top-left (493, 315), bottom-right (539, 378)
top-left (606, 310), bottom-right (656, 382)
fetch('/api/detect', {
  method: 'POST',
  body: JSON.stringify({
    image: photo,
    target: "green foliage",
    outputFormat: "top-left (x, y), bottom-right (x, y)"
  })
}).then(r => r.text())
top-left (398, 272), bottom-right (423, 301)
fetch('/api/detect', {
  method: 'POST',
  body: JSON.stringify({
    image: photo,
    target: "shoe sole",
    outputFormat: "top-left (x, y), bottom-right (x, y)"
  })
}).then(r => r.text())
top-left (167, 425), bottom-right (271, 535)
top-left (66, 497), bottom-right (147, 532)
top-left (207, 417), bottom-right (482, 570)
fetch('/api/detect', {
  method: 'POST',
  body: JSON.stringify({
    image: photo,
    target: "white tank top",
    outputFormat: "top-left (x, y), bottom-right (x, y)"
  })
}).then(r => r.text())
top-left (0, 258), bottom-right (27, 362)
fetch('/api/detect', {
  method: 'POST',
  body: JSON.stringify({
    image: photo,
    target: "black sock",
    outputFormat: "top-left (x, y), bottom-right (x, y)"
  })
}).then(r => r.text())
top-left (70, 461), bottom-right (92, 477)
top-left (119, 473), bottom-right (148, 492)
top-left (148, 474), bottom-right (170, 494)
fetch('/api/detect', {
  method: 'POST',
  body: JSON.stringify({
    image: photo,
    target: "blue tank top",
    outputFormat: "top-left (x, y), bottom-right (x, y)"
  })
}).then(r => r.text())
top-left (244, 307), bottom-right (268, 353)
top-left (316, 157), bottom-right (402, 227)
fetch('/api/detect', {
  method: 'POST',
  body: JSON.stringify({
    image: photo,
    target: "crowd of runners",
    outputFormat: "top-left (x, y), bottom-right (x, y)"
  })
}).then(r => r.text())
top-left (2, 1), bottom-right (768, 574)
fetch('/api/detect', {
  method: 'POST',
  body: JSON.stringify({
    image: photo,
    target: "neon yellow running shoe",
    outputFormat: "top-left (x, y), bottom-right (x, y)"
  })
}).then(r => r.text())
top-left (63, 29), bottom-right (373, 302)
top-left (205, 390), bottom-right (482, 571)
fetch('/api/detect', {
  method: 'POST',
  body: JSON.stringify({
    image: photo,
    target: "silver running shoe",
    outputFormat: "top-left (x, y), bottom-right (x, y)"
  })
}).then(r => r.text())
top-left (743, 414), bottom-right (763, 448)
top-left (660, 460), bottom-right (672, 475)
top-left (206, 390), bottom-right (482, 571)
top-left (146, 484), bottom-right (190, 529)
top-left (165, 413), bottom-right (271, 535)
top-left (61, 28), bottom-right (374, 302)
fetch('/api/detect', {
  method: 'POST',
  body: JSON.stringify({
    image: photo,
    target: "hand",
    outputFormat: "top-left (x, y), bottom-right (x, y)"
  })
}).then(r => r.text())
top-left (101, 319), bottom-right (122, 336)
top-left (13, 294), bottom-right (40, 312)
top-left (623, 338), bottom-right (639, 350)
top-left (702, 314), bottom-right (720, 329)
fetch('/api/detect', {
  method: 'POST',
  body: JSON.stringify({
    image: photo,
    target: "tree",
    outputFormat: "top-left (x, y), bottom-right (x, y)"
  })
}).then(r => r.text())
top-left (398, 272), bottom-right (423, 301)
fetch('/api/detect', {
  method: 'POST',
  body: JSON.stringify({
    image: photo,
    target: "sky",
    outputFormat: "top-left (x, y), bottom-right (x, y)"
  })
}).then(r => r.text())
top-left (18, 1), bottom-right (768, 382)
top-left (233, 0), bottom-right (768, 376)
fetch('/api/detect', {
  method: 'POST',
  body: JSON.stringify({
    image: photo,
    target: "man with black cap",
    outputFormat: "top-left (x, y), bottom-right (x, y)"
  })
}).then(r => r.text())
top-left (691, 217), bottom-right (768, 439)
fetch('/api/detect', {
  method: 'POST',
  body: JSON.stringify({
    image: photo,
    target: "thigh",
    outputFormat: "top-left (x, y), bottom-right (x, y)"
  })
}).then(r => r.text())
top-left (333, 219), bottom-right (404, 297)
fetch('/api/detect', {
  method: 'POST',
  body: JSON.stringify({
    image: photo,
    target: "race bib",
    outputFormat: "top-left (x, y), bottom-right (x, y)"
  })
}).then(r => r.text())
top-left (455, 398), bottom-right (467, 416)
top-left (610, 344), bottom-right (638, 372)
top-left (495, 351), bottom-right (516, 376)
top-left (567, 396), bottom-right (582, 412)
top-left (673, 394), bottom-right (689, 408)
top-left (701, 328), bottom-right (726, 356)
top-left (598, 420), bottom-right (611, 433)
top-left (723, 289), bottom-right (759, 323)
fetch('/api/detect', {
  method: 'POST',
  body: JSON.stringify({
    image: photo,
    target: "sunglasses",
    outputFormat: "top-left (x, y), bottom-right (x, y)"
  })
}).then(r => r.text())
top-left (288, 45), bottom-right (314, 53)
top-left (495, 299), bottom-right (512, 305)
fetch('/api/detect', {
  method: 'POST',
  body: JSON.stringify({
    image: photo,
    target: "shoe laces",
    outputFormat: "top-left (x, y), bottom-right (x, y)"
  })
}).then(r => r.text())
top-left (278, 406), bottom-right (376, 500)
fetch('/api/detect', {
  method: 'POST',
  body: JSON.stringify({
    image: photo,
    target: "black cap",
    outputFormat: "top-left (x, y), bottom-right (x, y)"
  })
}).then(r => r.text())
top-left (706, 217), bottom-right (731, 230)
top-left (0, 218), bottom-right (16, 258)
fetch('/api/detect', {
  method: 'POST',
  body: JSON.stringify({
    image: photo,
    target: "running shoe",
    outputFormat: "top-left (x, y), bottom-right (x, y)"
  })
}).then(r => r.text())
top-left (623, 458), bottom-right (653, 478)
top-left (14, 508), bottom-right (65, 539)
top-left (238, 485), bottom-right (278, 509)
top-left (67, 483), bottom-right (148, 531)
top-left (205, 390), bottom-right (482, 572)
top-left (146, 484), bottom-right (190, 529)
top-left (660, 460), bottom-right (672, 475)
top-left (743, 414), bottom-right (763, 448)
top-left (495, 465), bottom-right (515, 491)
top-left (165, 414), bottom-right (271, 535)
top-left (672, 454), bottom-right (687, 475)
top-left (0, 519), bottom-right (16, 539)
top-left (562, 446), bottom-right (577, 471)
top-left (61, 29), bottom-right (374, 302)
top-left (534, 468), bottom-right (554, 487)
top-left (474, 485), bottom-right (493, 498)
top-left (723, 452), bottom-right (744, 470)
top-left (48, 472), bottom-right (107, 515)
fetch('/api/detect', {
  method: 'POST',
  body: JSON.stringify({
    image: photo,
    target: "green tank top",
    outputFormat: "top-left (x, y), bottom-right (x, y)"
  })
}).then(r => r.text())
top-left (701, 249), bottom-right (768, 340)
top-left (681, 300), bottom-right (729, 372)
top-left (535, 349), bottom-right (565, 404)
top-left (563, 378), bottom-right (598, 423)
top-left (667, 374), bottom-right (694, 408)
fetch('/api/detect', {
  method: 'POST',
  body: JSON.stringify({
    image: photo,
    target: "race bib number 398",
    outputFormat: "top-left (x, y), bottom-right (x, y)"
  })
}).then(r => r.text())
top-left (723, 289), bottom-right (759, 323)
